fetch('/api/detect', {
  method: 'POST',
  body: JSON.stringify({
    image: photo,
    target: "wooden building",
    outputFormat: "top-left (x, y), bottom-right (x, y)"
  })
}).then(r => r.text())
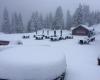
top-left (72, 25), bottom-right (94, 37)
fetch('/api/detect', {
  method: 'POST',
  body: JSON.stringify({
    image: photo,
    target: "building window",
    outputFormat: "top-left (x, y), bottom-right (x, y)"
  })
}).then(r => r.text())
top-left (76, 30), bottom-right (86, 34)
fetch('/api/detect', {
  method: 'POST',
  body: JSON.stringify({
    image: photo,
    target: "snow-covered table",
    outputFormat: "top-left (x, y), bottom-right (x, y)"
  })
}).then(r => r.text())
top-left (0, 46), bottom-right (66, 80)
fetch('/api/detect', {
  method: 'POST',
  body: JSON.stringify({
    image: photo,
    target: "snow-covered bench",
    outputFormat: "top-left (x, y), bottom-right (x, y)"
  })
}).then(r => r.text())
top-left (22, 35), bottom-right (30, 39)
top-left (35, 35), bottom-right (44, 40)
top-left (59, 35), bottom-right (67, 40)
top-left (79, 38), bottom-right (90, 45)
top-left (89, 36), bottom-right (95, 42)
top-left (44, 35), bottom-right (50, 39)
top-left (79, 36), bottom-right (96, 45)
top-left (50, 36), bottom-right (60, 41)
top-left (65, 35), bottom-right (73, 39)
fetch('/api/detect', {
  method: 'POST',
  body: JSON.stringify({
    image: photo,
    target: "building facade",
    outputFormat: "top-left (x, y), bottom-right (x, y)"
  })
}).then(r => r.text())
top-left (72, 25), bottom-right (94, 37)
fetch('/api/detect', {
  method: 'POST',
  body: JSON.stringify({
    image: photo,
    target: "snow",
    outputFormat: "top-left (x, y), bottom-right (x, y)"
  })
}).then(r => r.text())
top-left (92, 24), bottom-right (100, 35)
top-left (0, 28), bottom-right (100, 80)
top-left (0, 45), bottom-right (66, 80)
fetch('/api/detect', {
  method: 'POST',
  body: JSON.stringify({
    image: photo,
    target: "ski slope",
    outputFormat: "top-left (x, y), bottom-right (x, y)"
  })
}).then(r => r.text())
top-left (0, 29), bottom-right (100, 80)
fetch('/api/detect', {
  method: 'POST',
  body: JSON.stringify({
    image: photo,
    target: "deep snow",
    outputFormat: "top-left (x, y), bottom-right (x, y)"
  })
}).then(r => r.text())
top-left (0, 28), bottom-right (100, 80)
top-left (0, 46), bottom-right (66, 80)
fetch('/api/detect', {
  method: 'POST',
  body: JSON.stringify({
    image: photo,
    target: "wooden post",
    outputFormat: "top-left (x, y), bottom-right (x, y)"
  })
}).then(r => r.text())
top-left (36, 30), bottom-right (37, 35)
top-left (42, 30), bottom-right (44, 35)
top-left (98, 57), bottom-right (100, 66)
top-left (54, 30), bottom-right (56, 37)
top-left (60, 30), bottom-right (62, 37)
top-left (47, 30), bottom-right (49, 35)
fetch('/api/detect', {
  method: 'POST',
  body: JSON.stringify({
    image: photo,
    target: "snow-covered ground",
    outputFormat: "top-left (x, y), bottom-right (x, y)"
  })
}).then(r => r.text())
top-left (0, 29), bottom-right (100, 80)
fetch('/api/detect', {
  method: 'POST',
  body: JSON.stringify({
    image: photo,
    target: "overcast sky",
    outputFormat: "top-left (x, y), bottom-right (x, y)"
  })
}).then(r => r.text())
top-left (0, 0), bottom-right (100, 24)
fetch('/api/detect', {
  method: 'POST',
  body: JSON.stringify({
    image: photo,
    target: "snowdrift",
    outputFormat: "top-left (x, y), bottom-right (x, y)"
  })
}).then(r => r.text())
top-left (0, 46), bottom-right (66, 80)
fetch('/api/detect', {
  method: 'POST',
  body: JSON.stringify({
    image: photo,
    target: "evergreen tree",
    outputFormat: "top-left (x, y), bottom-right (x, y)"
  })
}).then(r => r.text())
top-left (44, 13), bottom-right (53, 30)
top-left (27, 11), bottom-right (40, 32)
top-left (66, 10), bottom-right (72, 30)
top-left (53, 6), bottom-right (64, 30)
top-left (17, 13), bottom-right (24, 33)
top-left (33, 11), bottom-right (40, 31)
top-left (11, 12), bottom-right (22, 33)
top-left (44, 15), bottom-right (49, 29)
top-left (11, 13), bottom-right (16, 33)
top-left (27, 13), bottom-right (35, 32)
top-left (72, 4), bottom-right (83, 27)
top-left (88, 12), bottom-right (95, 26)
top-left (48, 13), bottom-right (53, 29)
top-left (27, 20), bottom-right (32, 32)
top-left (82, 5), bottom-right (90, 26)
top-left (94, 12), bottom-right (100, 24)
top-left (39, 14), bottom-right (44, 30)
top-left (2, 8), bottom-right (11, 33)
top-left (14, 12), bottom-right (19, 33)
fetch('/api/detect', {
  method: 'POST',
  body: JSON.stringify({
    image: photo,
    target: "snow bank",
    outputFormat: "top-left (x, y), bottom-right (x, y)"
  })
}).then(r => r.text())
top-left (92, 24), bottom-right (100, 34)
top-left (0, 46), bottom-right (66, 80)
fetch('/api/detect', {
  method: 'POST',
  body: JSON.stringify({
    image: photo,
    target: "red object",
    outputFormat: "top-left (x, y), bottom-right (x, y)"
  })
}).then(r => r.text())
top-left (0, 40), bottom-right (9, 45)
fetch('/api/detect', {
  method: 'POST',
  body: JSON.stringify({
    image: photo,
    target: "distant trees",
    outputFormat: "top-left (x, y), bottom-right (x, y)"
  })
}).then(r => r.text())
top-left (48, 13), bottom-right (53, 29)
top-left (11, 13), bottom-right (16, 33)
top-left (72, 4), bottom-right (100, 27)
top-left (82, 5), bottom-right (90, 26)
top-left (66, 10), bottom-right (72, 30)
top-left (72, 4), bottom-right (83, 27)
top-left (39, 14), bottom-right (44, 30)
top-left (27, 12), bottom-right (40, 32)
top-left (11, 12), bottom-right (24, 33)
top-left (2, 8), bottom-right (11, 33)
top-left (44, 15), bottom-right (49, 29)
top-left (53, 6), bottom-right (64, 30)
top-left (1, 8), bottom-right (24, 33)
top-left (1, 4), bottom-right (100, 33)
top-left (17, 13), bottom-right (24, 33)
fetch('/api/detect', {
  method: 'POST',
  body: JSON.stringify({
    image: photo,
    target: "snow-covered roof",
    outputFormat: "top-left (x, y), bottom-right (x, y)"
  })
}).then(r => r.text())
top-left (0, 46), bottom-right (66, 80)
top-left (71, 24), bottom-right (94, 31)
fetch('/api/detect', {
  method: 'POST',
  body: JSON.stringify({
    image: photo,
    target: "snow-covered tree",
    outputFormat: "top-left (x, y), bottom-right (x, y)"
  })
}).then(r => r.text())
top-left (17, 13), bottom-right (24, 33)
top-left (27, 13), bottom-right (35, 32)
top-left (53, 6), bottom-right (64, 30)
top-left (44, 15), bottom-right (49, 29)
top-left (48, 13), bottom-right (53, 29)
top-left (94, 12), bottom-right (100, 24)
top-left (88, 11), bottom-right (100, 26)
top-left (27, 20), bottom-right (32, 32)
top-left (88, 12), bottom-right (96, 26)
top-left (11, 13), bottom-right (24, 33)
top-left (11, 13), bottom-right (16, 33)
top-left (2, 8), bottom-right (11, 33)
top-left (13, 13), bottom-right (19, 33)
top-left (44, 15), bottom-right (48, 29)
top-left (39, 14), bottom-right (44, 30)
top-left (66, 10), bottom-right (72, 30)
top-left (83, 5), bottom-right (90, 25)
top-left (72, 4), bottom-right (83, 27)
top-left (27, 11), bottom-right (40, 32)
top-left (44, 13), bottom-right (54, 30)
